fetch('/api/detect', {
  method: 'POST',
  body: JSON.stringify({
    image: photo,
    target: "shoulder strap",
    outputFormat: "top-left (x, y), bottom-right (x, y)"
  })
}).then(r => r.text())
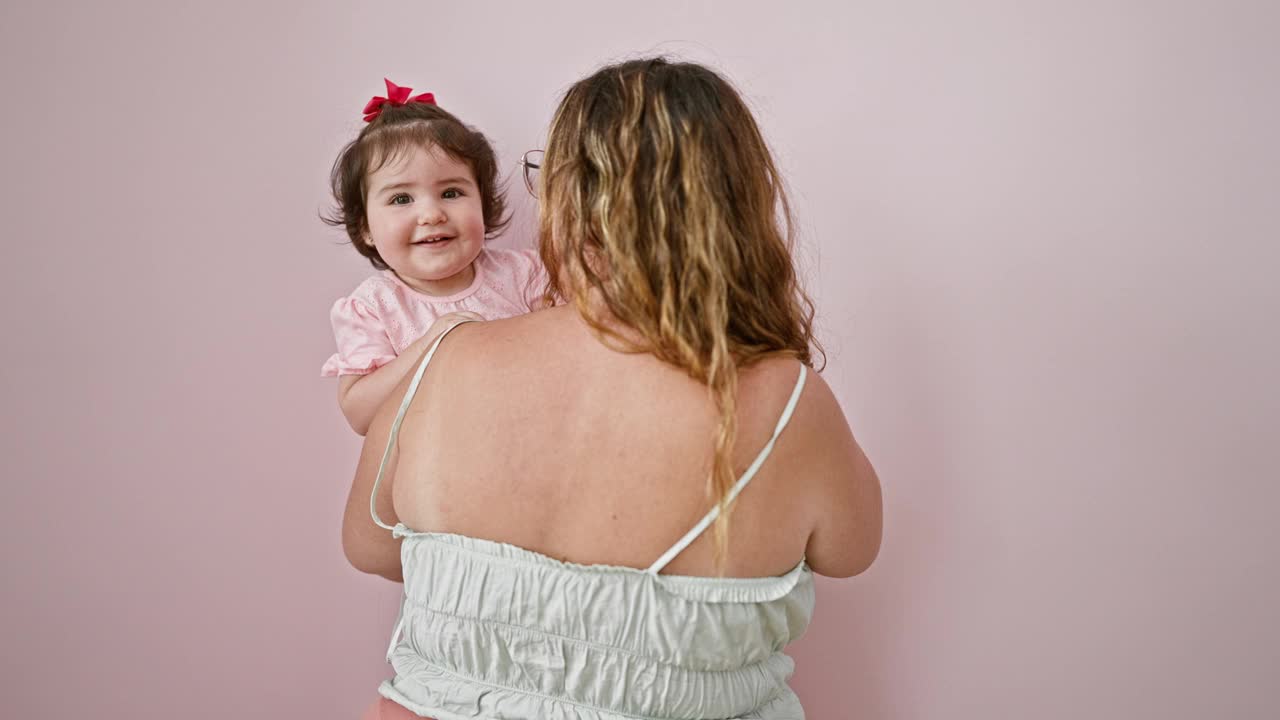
top-left (370, 320), bottom-right (477, 531)
top-left (646, 364), bottom-right (809, 574)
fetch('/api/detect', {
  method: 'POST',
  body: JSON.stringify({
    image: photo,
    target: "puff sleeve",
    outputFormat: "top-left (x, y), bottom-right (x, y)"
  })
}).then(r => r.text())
top-left (319, 296), bottom-right (396, 377)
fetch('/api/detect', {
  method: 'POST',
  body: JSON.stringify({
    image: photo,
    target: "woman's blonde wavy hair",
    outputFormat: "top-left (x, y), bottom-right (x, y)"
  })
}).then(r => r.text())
top-left (538, 57), bottom-right (823, 569)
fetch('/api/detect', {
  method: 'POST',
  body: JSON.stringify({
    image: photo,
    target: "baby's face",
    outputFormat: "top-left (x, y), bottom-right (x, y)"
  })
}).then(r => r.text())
top-left (363, 144), bottom-right (485, 296)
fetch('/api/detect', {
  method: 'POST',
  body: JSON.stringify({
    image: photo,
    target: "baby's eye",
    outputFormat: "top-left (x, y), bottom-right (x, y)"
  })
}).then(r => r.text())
top-left (390, 193), bottom-right (412, 205)
top-left (442, 188), bottom-right (464, 199)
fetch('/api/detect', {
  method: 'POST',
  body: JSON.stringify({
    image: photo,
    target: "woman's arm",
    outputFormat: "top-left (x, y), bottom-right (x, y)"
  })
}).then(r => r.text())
top-left (795, 371), bottom-right (884, 578)
top-left (341, 313), bottom-right (484, 580)
top-left (341, 368), bottom-right (414, 582)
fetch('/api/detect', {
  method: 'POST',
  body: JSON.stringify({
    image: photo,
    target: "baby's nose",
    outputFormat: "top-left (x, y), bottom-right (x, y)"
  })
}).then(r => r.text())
top-left (418, 205), bottom-right (446, 224)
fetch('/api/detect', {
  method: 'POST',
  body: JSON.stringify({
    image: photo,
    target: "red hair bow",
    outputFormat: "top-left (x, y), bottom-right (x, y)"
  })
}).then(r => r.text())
top-left (362, 78), bottom-right (436, 122)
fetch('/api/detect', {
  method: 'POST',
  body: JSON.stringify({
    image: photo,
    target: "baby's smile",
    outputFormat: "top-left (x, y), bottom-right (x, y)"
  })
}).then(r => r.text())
top-left (412, 233), bottom-right (455, 246)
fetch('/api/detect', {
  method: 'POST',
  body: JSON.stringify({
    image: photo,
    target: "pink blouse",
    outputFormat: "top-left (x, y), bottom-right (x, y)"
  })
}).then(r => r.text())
top-left (321, 247), bottom-right (547, 377)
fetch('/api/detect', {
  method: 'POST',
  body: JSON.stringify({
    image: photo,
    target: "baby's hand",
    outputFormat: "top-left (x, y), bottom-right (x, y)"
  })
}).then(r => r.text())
top-left (418, 311), bottom-right (485, 348)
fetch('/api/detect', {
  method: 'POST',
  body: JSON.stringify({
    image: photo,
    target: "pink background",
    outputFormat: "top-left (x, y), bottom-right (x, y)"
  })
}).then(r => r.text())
top-left (3, 1), bottom-right (1277, 718)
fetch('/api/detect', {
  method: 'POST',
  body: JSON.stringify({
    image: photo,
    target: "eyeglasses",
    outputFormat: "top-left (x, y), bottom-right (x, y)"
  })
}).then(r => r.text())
top-left (519, 149), bottom-right (543, 197)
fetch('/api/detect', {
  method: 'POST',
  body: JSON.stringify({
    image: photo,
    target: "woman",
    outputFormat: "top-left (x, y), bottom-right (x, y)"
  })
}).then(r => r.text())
top-left (344, 57), bottom-right (882, 720)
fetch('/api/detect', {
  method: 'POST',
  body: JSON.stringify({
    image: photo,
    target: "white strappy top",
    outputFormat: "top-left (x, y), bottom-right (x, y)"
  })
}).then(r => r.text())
top-left (370, 321), bottom-right (814, 720)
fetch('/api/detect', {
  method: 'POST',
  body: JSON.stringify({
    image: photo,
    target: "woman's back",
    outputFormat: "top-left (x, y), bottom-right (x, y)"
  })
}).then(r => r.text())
top-left (351, 308), bottom-right (878, 719)
top-left (385, 305), bottom-right (878, 579)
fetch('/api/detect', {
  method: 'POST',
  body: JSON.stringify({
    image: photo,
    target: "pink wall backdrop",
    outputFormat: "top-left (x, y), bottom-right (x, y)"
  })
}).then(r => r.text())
top-left (3, 1), bottom-right (1277, 718)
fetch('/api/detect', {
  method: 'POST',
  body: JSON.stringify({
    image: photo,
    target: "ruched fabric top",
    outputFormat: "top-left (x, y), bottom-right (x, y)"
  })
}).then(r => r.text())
top-left (368, 321), bottom-right (815, 720)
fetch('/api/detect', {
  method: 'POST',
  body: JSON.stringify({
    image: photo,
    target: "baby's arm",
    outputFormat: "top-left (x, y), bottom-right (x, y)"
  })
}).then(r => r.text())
top-left (337, 339), bottom-right (431, 436)
top-left (336, 311), bottom-right (484, 435)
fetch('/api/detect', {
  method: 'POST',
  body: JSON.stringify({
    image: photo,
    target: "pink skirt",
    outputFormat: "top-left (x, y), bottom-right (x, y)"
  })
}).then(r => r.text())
top-left (358, 697), bottom-right (432, 720)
